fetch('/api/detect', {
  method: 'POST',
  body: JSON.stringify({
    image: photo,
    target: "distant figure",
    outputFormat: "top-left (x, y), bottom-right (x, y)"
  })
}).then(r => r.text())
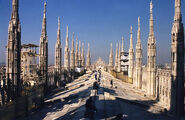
top-left (84, 97), bottom-right (97, 119)
top-left (93, 81), bottom-right (99, 90)
top-left (95, 72), bottom-right (97, 80)
top-left (110, 80), bottom-right (113, 88)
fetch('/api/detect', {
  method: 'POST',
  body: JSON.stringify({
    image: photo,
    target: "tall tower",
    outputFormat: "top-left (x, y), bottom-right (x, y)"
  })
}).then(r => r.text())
top-left (170, 0), bottom-right (184, 116)
top-left (121, 37), bottom-right (124, 52)
top-left (147, 1), bottom-right (156, 97)
top-left (135, 17), bottom-right (143, 89)
top-left (128, 26), bottom-right (134, 83)
top-left (70, 32), bottom-right (75, 69)
top-left (81, 43), bottom-right (85, 67)
top-left (55, 17), bottom-right (62, 87)
top-left (6, 0), bottom-right (21, 100)
top-left (75, 37), bottom-right (78, 67)
top-left (86, 43), bottom-right (91, 69)
top-left (117, 42), bottom-right (121, 72)
top-left (64, 26), bottom-right (70, 70)
top-left (39, 1), bottom-right (48, 93)
top-left (109, 43), bottom-right (114, 70)
top-left (78, 41), bottom-right (81, 67)
top-left (114, 43), bottom-right (118, 71)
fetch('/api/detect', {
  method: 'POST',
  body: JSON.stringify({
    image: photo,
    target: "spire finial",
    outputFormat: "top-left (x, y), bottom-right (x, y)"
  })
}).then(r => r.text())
top-left (58, 17), bottom-right (60, 29)
top-left (174, 0), bottom-right (182, 21)
top-left (66, 25), bottom-right (69, 37)
top-left (130, 26), bottom-right (133, 49)
top-left (149, 0), bottom-right (154, 36)
top-left (41, 1), bottom-right (47, 36)
top-left (72, 32), bottom-right (75, 41)
top-left (65, 25), bottom-right (69, 48)
top-left (44, 1), bottom-right (46, 18)
top-left (12, 0), bottom-right (19, 19)
top-left (150, 1), bottom-right (153, 13)
top-left (57, 16), bottom-right (61, 44)
top-left (121, 36), bottom-right (124, 52)
top-left (137, 16), bottom-right (141, 43)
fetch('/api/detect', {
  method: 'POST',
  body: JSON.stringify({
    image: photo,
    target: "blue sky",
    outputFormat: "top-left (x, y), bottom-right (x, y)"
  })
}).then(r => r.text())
top-left (0, 0), bottom-right (185, 65)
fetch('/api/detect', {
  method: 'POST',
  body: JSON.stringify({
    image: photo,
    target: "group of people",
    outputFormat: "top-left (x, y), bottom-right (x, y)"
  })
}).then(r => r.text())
top-left (84, 70), bottom-right (102, 119)
top-left (94, 70), bottom-right (101, 82)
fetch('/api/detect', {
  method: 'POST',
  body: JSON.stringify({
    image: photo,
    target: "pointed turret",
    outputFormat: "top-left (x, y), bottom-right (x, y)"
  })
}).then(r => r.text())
top-left (109, 43), bottom-right (114, 70)
top-left (55, 17), bottom-right (62, 87)
top-left (41, 1), bottom-right (47, 37)
top-left (114, 43), bottom-right (118, 70)
top-left (128, 26), bottom-right (134, 83)
top-left (86, 43), bottom-right (91, 69)
top-left (75, 37), bottom-right (79, 67)
top-left (117, 42), bottom-right (121, 72)
top-left (81, 43), bottom-right (85, 67)
top-left (170, 0), bottom-right (184, 116)
top-left (11, 0), bottom-right (19, 20)
top-left (57, 17), bottom-right (61, 44)
top-left (7, 0), bottom-right (21, 100)
top-left (64, 26), bottom-right (70, 70)
top-left (135, 17), bottom-right (142, 89)
top-left (147, 0), bottom-right (156, 97)
top-left (78, 40), bottom-right (81, 67)
top-left (39, 1), bottom-right (48, 94)
top-left (121, 37), bottom-right (124, 52)
top-left (70, 32), bottom-right (75, 69)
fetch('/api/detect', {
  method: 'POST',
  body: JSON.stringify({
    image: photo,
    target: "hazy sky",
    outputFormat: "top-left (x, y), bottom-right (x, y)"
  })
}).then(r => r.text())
top-left (0, 0), bottom-right (185, 65)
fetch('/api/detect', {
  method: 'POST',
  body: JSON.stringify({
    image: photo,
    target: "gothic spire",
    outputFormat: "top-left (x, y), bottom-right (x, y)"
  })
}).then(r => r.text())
top-left (130, 26), bottom-right (133, 49)
top-left (137, 17), bottom-right (141, 44)
top-left (109, 43), bottom-right (114, 69)
top-left (174, 0), bottom-right (181, 21)
top-left (115, 43), bottom-right (118, 70)
top-left (12, 0), bottom-right (19, 20)
top-left (57, 17), bottom-right (61, 44)
top-left (41, 1), bottom-right (47, 37)
top-left (87, 43), bottom-right (90, 58)
top-left (75, 36), bottom-right (79, 67)
top-left (12, 0), bottom-right (18, 19)
top-left (71, 32), bottom-right (75, 52)
top-left (86, 43), bottom-right (91, 68)
top-left (110, 43), bottom-right (113, 58)
top-left (149, 1), bottom-right (154, 38)
top-left (121, 37), bottom-right (124, 52)
top-left (75, 36), bottom-right (78, 54)
top-left (65, 25), bottom-right (69, 48)
top-left (81, 42), bottom-right (85, 67)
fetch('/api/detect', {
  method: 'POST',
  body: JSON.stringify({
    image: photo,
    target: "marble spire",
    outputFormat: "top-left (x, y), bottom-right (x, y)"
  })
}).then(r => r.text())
top-left (81, 43), bottom-right (85, 67)
top-left (117, 42), bottom-right (121, 72)
top-left (78, 40), bottom-right (81, 67)
top-left (86, 43), bottom-right (91, 69)
top-left (7, 0), bottom-right (21, 100)
top-left (128, 26), bottom-right (134, 83)
top-left (109, 43), bottom-right (114, 70)
top-left (121, 36), bottom-right (124, 52)
top-left (147, 1), bottom-right (156, 97)
top-left (75, 37), bottom-right (78, 67)
top-left (55, 17), bottom-right (62, 87)
top-left (70, 32), bottom-right (75, 69)
top-left (114, 43), bottom-right (118, 70)
top-left (39, 1), bottom-right (48, 93)
top-left (64, 26), bottom-right (70, 70)
top-left (135, 17), bottom-right (142, 89)
top-left (170, 0), bottom-right (184, 116)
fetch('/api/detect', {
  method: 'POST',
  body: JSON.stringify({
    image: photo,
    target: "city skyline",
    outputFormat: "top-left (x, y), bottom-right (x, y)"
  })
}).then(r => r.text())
top-left (0, 0), bottom-right (185, 65)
